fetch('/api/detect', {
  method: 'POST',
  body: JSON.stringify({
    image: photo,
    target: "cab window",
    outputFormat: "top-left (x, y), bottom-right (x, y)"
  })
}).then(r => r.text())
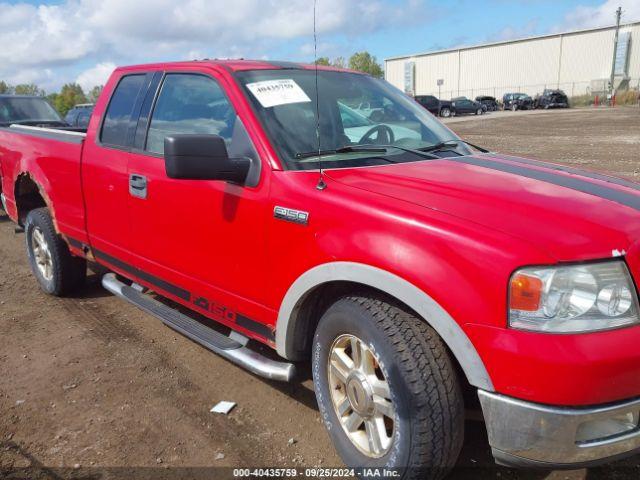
top-left (146, 74), bottom-right (236, 155)
top-left (101, 74), bottom-right (146, 147)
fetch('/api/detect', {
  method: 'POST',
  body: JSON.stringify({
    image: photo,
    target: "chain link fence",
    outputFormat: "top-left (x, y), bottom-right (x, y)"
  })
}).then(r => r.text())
top-left (420, 78), bottom-right (640, 107)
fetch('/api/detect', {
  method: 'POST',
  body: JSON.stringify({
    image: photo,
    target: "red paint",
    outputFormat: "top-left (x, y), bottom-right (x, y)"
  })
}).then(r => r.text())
top-left (1, 60), bottom-right (639, 406)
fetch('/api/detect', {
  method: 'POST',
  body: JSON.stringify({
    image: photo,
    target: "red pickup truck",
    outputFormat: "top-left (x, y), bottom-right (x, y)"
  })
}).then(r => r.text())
top-left (1, 60), bottom-right (640, 475)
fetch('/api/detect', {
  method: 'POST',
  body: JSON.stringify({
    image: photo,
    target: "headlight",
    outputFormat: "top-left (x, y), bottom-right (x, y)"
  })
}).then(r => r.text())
top-left (509, 260), bottom-right (640, 333)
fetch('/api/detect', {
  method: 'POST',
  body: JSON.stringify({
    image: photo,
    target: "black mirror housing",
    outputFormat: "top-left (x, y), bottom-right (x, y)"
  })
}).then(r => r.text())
top-left (164, 134), bottom-right (250, 184)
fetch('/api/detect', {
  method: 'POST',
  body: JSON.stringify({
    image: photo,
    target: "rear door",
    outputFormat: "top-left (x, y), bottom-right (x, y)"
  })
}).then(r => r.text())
top-left (125, 69), bottom-right (273, 340)
top-left (419, 96), bottom-right (438, 114)
top-left (82, 72), bottom-right (153, 263)
top-left (455, 99), bottom-right (472, 113)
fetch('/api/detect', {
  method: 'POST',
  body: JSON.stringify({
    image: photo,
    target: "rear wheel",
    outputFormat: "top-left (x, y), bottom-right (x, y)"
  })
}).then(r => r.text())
top-left (0, 178), bottom-right (5, 212)
top-left (25, 207), bottom-right (86, 296)
top-left (312, 296), bottom-right (464, 479)
top-left (439, 107), bottom-right (451, 118)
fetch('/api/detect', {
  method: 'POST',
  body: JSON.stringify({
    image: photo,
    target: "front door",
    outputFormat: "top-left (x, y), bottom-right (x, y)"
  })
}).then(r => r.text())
top-left (126, 70), bottom-right (273, 340)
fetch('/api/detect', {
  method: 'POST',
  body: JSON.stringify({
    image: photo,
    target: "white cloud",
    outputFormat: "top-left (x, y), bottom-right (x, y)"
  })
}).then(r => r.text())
top-left (299, 42), bottom-right (339, 57)
top-left (555, 0), bottom-right (640, 31)
top-left (0, 0), bottom-right (425, 91)
top-left (76, 62), bottom-right (116, 91)
top-left (0, 3), bottom-right (95, 68)
top-left (488, 19), bottom-right (539, 42)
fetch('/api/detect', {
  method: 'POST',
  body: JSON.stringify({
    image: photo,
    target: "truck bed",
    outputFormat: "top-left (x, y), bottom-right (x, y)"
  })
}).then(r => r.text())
top-left (0, 124), bottom-right (87, 242)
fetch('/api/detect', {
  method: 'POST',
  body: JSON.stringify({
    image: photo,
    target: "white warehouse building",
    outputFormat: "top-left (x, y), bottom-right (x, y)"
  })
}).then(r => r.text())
top-left (385, 21), bottom-right (640, 101)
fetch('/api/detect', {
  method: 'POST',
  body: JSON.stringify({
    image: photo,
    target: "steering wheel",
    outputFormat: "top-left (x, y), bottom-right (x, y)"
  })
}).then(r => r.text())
top-left (358, 124), bottom-right (395, 145)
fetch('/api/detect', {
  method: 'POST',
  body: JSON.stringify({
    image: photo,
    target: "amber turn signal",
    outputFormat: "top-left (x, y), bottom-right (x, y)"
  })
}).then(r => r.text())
top-left (510, 273), bottom-right (543, 311)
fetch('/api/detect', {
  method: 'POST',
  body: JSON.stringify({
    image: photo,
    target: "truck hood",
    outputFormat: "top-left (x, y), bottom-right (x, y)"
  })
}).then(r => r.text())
top-left (327, 153), bottom-right (640, 261)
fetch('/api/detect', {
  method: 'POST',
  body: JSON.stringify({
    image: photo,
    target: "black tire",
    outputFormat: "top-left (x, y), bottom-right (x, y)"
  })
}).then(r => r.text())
top-left (312, 296), bottom-right (464, 480)
top-left (439, 107), bottom-right (451, 118)
top-left (25, 207), bottom-right (86, 296)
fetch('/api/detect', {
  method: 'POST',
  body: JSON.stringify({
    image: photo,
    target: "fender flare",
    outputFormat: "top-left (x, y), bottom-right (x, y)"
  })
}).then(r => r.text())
top-left (275, 261), bottom-right (494, 391)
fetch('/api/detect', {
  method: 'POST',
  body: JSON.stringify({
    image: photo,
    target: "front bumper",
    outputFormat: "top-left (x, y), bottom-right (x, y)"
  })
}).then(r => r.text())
top-left (479, 390), bottom-right (640, 468)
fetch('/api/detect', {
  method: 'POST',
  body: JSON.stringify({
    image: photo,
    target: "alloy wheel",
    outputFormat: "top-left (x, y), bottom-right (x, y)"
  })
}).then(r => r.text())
top-left (31, 226), bottom-right (53, 281)
top-left (328, 334), bottom-right (396, 458)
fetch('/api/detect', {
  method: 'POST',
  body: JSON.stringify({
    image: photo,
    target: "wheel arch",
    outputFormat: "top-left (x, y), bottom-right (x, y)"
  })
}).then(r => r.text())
top-left (275, 262), bottom-right (494, 391)
top-left (13, 172), bottom-right (52, 226)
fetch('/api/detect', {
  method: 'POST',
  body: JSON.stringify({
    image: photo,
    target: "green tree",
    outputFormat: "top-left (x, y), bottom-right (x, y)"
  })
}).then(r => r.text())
top-left (13, 84), bottom-right (44, 96)
top-left (332, 56), bottom-right (346, 69)
top-left (88, 85), bottom-right (103, 103)
top-left (51, 83), bottom-right (87, 117)
top-left (0, 81), bottom-right (11, 94)
top-left (348, 51), bottom-right (383, 78)
top-left (314, 56), bottom-right (347, 69)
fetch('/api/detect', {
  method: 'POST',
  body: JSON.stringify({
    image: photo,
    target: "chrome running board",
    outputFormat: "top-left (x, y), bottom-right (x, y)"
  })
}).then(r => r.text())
top-left (102, 273), bottom-right (295, 382)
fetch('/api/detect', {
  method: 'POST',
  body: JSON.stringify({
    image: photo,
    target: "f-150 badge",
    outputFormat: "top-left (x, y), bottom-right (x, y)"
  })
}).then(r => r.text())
top-left (274, 206), bottom-right (309, 225)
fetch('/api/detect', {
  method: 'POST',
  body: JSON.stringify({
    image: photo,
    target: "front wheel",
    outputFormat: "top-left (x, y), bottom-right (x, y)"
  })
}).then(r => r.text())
top-left (439, 107), bottom-right (451, 118)
top-left (312, 296), bottom-right (464, 479)
top-left (25, 207), bottom-right (86, 296)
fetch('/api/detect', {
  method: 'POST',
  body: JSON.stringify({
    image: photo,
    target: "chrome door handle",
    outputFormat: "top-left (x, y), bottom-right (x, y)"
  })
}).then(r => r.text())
top-left (129, 174), bottom-right (147, 199)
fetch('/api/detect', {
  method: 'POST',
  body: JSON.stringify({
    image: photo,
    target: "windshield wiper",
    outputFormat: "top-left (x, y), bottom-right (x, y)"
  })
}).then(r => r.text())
top-left (294, 146), bottom-right (388, 159)
top-left (337, 144), bottom-right (440, 160)
top-left (418, 139), bottom-right (489, 154)
top-left (294, 144), bottom-right (441, 162)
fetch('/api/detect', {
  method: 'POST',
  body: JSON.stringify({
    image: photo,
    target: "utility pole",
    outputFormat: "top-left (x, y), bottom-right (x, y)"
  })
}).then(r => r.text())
top-left (609, 6), bottom-right (622, 99)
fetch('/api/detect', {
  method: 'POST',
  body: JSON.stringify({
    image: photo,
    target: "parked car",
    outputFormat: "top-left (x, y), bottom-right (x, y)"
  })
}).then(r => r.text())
top-left (414, 95), bottom-right (453, 118)
top-left (64, 103), bottom-right (94, 128)
top-left (535, 89), bottom-right (569, 109)
top-left (502, 93), bottom-right (533, 111)
top-left (0, 95), bottom-right (67, 127)
top-left (475, 95), bottom-right (498, 112)
top-left (2, 60), bottom-right (640, 475)
top-left (451, 96), bottom-right (484, 115)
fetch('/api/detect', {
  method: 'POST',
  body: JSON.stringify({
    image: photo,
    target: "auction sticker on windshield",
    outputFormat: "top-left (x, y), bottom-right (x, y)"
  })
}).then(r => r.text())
top-left (246, 79), bottom-right (311, 108)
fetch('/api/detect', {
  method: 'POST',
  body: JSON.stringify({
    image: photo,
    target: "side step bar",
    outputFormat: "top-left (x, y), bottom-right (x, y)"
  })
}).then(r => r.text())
top-left (102, 273), bottom-right (295, 382)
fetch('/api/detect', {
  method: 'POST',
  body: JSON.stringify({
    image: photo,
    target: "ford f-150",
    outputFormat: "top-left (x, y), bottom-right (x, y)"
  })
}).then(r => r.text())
top-left (1, 60), bottom-right (640, 478)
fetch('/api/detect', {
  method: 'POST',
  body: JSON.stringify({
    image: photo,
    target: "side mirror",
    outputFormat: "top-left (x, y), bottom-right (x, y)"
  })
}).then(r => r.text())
top-left (164, 134), bottom-right (251, 184)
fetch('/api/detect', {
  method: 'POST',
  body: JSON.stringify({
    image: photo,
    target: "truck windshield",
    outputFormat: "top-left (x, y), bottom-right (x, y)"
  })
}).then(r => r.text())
top-left (235, 69), bottom-right (467, 170)
top-left (0, 97), bottom-right (62, 124)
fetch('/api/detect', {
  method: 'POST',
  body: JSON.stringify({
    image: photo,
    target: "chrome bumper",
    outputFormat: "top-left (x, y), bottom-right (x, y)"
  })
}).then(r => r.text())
top-left (479, 390), bottom-right (640, 468)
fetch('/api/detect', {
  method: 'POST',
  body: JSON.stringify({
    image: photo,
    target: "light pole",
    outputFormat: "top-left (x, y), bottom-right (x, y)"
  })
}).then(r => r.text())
top-left (609, 6), bottom-right (622, 101)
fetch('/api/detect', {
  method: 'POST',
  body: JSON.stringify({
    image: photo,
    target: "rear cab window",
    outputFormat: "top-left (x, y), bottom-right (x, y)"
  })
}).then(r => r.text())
top-left (100, 74), bottom-right (146, 147)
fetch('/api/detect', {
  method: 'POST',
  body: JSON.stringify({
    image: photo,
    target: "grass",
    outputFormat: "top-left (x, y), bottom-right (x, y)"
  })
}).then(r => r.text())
top-left (569, 89), bottom-right (639, 107)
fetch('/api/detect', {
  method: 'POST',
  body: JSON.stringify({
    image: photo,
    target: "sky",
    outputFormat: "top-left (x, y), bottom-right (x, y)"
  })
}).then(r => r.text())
top-left (1, 0), bottom-right (639, 93)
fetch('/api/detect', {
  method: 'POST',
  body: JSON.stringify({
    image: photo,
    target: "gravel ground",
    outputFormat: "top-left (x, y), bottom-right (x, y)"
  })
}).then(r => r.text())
top-left (445, 106), bottom-right (640, 181)
top-left (1, 106), bottom-right (639, 480)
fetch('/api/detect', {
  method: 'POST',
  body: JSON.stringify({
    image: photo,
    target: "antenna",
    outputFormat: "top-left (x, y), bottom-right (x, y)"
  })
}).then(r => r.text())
top-left (313, 0), bottom-right (327, 190)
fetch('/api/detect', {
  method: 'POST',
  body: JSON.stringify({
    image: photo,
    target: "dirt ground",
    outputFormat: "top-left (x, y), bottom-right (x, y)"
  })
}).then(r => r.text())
top-left (1, 107), bottom-right (640, 480)
top-left (445, 106), bottom-right (640, 180)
